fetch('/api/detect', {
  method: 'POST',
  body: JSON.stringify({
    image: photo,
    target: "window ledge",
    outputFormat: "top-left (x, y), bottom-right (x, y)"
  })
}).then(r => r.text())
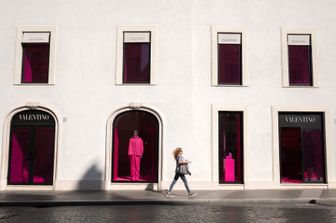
top-left (212, 84), bottom-right (248, 87)
top-left (282, 86), bottom-right (319, 89)
top-left (14, 83), bottom-right (55, 86)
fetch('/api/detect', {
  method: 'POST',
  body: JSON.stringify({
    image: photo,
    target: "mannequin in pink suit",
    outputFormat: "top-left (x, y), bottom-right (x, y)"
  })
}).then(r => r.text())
top-left (128, 130), bottom-right (144, 181)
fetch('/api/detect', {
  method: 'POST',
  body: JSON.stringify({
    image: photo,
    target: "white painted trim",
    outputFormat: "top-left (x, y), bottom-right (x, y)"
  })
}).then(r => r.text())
top-left (211, 105), bottom-right (249, 187)
top-left (115, 26), bottom-right (158, 85)
top-left (105, 104), bottom-right (164, 191)
top-left (0, 104), bottom-right (60, 191)
top-left (211, 26), bottom-right (248, 86)
top-left (271, 106), bottom-right (333, 188)
top-left (14, 25), bottom-right (57, 85)
top-left (281, 28), bottom-right (318, 87)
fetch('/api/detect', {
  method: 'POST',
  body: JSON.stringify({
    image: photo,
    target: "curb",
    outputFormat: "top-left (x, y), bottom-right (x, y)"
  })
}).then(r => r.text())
top-left (0, 198), bottom-right (335, 207)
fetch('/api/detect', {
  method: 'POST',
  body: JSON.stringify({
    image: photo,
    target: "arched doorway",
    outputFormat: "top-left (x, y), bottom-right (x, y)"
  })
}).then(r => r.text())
top-left (112, 110), bottom-right (159, 183)
top-left (7, 109), bottom-right (56, 185)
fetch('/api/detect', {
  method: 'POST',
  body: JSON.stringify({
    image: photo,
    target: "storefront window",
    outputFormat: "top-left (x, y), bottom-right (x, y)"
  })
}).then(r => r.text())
top-left (8, 110), bottom-right (55, 185)
top-left (218, 111), bottom-right (244, 184)
top-left (123, 32), bottom-right (151, 84)
top-left (217, 33), bottom-right (242, 85)
top-left (21, 32), bottom-right (50, 83)
top-left (112, 111), bottom-right (159, 183)
top-left (287, 34), bottom-right (313, 86)
top-left (279, 112), bottom-right (326, 183)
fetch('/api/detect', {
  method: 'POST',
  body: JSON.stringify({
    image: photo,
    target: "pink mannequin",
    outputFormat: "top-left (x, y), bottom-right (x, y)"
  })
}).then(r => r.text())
top-left (128, 130), bottom-right (144, 181)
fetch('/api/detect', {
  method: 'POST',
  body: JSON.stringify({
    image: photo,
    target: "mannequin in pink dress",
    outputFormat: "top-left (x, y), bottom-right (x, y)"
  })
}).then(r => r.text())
top-left (128, 130), bottom-right (144, 181)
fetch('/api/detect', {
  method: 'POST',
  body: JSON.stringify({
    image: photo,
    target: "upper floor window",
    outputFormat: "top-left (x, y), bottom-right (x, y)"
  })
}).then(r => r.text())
top-left (116, 26), bottom-right (157, 85)
top-left (14, 26), bottom-right (57, 85)
top-left (281, 29), bottom-right (317, 87)
top-left (211, 27), bottom-right (247, 86)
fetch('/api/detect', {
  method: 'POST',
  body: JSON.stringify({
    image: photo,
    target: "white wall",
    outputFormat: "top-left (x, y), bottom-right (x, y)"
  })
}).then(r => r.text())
top-left (0, 0), bottom-right (335, 190)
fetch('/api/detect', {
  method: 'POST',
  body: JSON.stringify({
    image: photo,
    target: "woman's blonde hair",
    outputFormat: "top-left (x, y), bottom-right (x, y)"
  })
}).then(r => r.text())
top-left (173, 147), bottom-right (183, 159)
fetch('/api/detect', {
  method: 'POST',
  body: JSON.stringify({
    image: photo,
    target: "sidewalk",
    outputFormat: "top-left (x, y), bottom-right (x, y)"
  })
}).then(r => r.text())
top-left (1, 189), bottom-right (336, 206)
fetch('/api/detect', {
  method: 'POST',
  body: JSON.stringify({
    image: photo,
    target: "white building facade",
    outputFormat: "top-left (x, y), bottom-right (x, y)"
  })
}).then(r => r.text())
top-left (0, 0), bottom-right (336, 191)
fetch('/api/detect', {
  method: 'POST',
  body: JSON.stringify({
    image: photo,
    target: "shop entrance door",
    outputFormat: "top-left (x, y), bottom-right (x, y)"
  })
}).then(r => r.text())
top-left (8, 110), bottom-right (55, 185)
top-left (279, 112), bottom-right (326, 184)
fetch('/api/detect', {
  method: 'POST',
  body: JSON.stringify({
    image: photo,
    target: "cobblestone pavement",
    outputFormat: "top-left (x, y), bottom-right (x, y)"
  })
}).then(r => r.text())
top-left (0, 202), bottom-right (336, 223)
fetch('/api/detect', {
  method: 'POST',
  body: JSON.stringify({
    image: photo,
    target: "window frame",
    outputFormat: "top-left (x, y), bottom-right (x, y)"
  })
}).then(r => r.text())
top-left (281, 28), bottom-right (318, 88)
top-left (211, 105), bottom-right (249, 188)
top-left (14, 25), bottom-right (57, 85)
top-left (271, 106), bottom-right (333, 189)
top-left (115, 26), bottom-right (157, 85)
top-left (211, 26), bottom-right (248, 87)
top-left (218, 111), bottom-right (244, 184)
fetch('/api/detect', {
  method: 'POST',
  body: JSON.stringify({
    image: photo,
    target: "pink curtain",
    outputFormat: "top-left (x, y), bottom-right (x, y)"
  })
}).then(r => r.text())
top-left (279, 127), bottom-right (302, 183)
top-left (218, 44), bottom-right (242, 85)
top-left (302, 130), bottom-right (325, 182)
top-left (9, 128), bottom-right (28, 183)
top-left (22, 55), bottom-right (33, 82)
top-left (235, 113), bottom-right (242, 182)
top-left (288, 45), bottom-right (312, 86)
top-left (113, 128), bottom-right (119, 181)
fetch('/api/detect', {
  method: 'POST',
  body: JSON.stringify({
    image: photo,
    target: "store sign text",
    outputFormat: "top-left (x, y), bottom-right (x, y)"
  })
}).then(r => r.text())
top-left (19, 114), bottom-right (50, 121)
top-left (285, 116), bottom-right (316, 123)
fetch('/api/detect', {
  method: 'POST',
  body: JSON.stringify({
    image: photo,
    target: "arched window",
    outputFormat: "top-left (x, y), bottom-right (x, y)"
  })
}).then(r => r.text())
top-left (8, 110), bottom-right (56, 185)
top-left (112, 110), bottom-right (159, 183)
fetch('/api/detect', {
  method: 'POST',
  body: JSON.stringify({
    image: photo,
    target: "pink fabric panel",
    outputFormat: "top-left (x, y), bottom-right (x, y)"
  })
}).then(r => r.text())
top-left (113, 128), bottom-right (119, 181)
top-left (23, 54), bottom-right (33, 82)
top-left (235, 114), bottom-right (242, 182)
top-left (9, 133), bottom-right (24, 183)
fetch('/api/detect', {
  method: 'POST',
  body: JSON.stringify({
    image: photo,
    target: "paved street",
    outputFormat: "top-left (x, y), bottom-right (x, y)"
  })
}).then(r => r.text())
top-left (0, 202), bottom-right (336, 223)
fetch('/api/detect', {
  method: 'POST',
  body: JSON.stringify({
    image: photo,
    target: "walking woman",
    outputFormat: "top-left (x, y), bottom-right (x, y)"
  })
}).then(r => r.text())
top-left (166, 147), bottom-right (197, 198)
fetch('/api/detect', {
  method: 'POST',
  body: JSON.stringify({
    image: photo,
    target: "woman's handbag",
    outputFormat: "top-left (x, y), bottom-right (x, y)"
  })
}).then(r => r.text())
top-left (178, 164), bottom-right (191, 175)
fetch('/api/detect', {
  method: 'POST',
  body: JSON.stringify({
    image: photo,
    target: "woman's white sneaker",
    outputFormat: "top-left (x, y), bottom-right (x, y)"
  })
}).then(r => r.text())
top-left (188, 192), bottom-right (197, 197)
top-left (166, 192), bottom-right (175, 198)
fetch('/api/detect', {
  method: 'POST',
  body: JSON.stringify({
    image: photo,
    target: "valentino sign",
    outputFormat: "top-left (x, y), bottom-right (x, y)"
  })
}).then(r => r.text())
top-left (18, 113), bottom-right (50, 121)
top-left (279, 113), bottom-right (322, 128)
top-left (12, 110), bottom-right (54, 125)
top-left (284, 116), bottom-right (316, 123)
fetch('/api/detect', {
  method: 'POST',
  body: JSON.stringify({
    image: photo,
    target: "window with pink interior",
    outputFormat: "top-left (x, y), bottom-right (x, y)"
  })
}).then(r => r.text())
top-left (112, 111), bottom-right (159, 183)
top-left (217, 33), bottom-right (242, 85)
top-left (218, 111), bottom-right (244, 184)
top-left (8, 110), bottom-right (55, 185)
top-left (122, 32), bottom-right (151, 84)
top-left (21, 32), bottom-right (50, 84)
top-left (287, 34), bottom-right (313, 86)
top-left (279, 112), bottom-right (326, 184)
